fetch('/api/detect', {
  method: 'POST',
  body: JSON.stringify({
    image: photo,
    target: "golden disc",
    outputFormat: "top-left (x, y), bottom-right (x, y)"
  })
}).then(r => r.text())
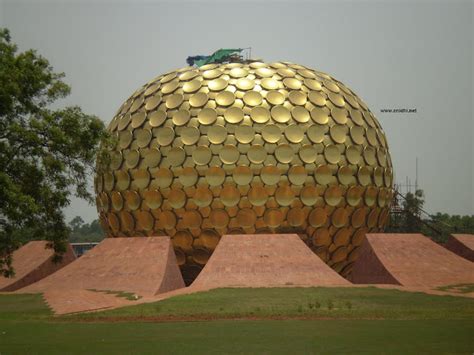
top-left (243, 91), bottom-right (263, 106)
top-left (182, 210), bottom-right (202, 228)
top-left (236, 78), bottom-right (254, 91)
top-left (261, 78), bottom-right (279, 90)
top-left (153, 168), bottom-right (173, 188)
top-left (235, 125), bottom-right (255, 144)
top-left (111, 191), bottom-right (124, 211)
top-left (160, 72), bottom-right (177, 83)
top-left (120, 211), bottom-right (135, 232)
top-left (166, 94), bottom-right (184, 109)
top-left (193, 186), bottom-right (213, 207)
top-left (142, 148), bottom-right (161, 168)
top-left (307, 124), bottom-right (325, 144)
top-left (132, 169), bottom-right (150, 189)
top-left (351, 208), bottom-right (367, 228)
top-left (158, 210), bottom-right (176, 229)
top-left (313, 228), bottom-right (330, 246)
top-left (189, 92), bottom-right (208, 107)
top-left (363, 146), bottom-right (377, 166)
top-left (173, 230), bottom-right (193, 252)
top-left (229, 67), bottom-right (248, 78)
top-left (202, 69), bottom-right (222, 79)
top-left (179, 167), bottom-right (198, 187)
top-left (347, 185), bottom-right (363, 206)
top-left (308, 91), bottom-right (326, 106)
top-left (260, 165), bottom-right (280, 185)
top-left (329, 124), bottom-right (347, 144)
top-left (124, 190), bottom-right (141, 210)
top-left (309, 208), bottom-right (327, 228)
top-left (288, 165), bottom-right (307, 185)
top-left (374, 167), bottom-right (384, 187)
top-left (263, 208), bottom-right (283, 228)
top-left (324, 144), bottom-right (341, 164)
top-left (255, 67), bottom-right (275, 78)
top-left (135, 128), bottom-right (152, 148)
top-left (291, 106), bottom-right (310, 123)
top-left (288, 91), bottom-right (307, 106)
top-left (300, 185), bottom-right (319, 206)
top-left (180, 126), bottom-right (200, 145)
top-left (197, 108), bottom-right (217, 125)
top-left (208, 78), bottom-right (228, 91)
top-left (233, 165), bottom-right (253, 185)
top-left (207, 124), bottom-right (227, 144)
top-left (161, 80), bottom-right (179, 95)
top-left (287, 207), bottom-right (305, 226)
top-left (107, 213), bottom-right (120, 232)
top-left (136, 210), bottom-right (154, 231)
top-left (130, 96), bottom-right (144, 113)
top-left (168, 147), bottom-right (186, 166)
top-left (332, 207), bottom-right (348, 227)
top-left (266, 90), bottom-right (285, 105)
top-left (220, 185), bottom-right (240, 207)
top-left (219, 145), bottom-right (240, 164)
top-left (119, 130), bottom-right (133, 149)
top-left (182, 79), bottom-right (202, 93)
top-left (216, 91), bottom-right (235, 106)
top-left (193, 248), bottom-right (211, 265)
top-left (367, 208), bottom-right (379, 228)
top-left (236, 208), bottom-right (257, 228)
top-left (350, 126), bottom-right (365, 145)
top-left (248, 186), bottom-right (268, 206)
top-left (328, 92), bottom-right (345, 107)
top-left (192, 146), bottom-right (212, 166)
top-left (115, 170), bottom-right (130, 190)
top-left (331, 247), bottom-right (348, 263)
top-left (331, 107), bottom-right (348, 125)
top-left (205, 166), bottom-right (226, 186)
top-left (118, 113), bottom-right (132, 131)
top-left (149, 110), bottom-right (167, 128)
top-left (337, 166), bottom-right (353, 185)
top-left (324, 185), bottom-right (342, 206)
top-left (275, 144), bottom-right (294, 163)
top-left (179, 70), bottom-right (198, 81)
top-left (315, 165), bottom-right (332, 185)
top-left (144, 83), bottom-right (160, 96)
top-left (283, 78), bottom-right (302, 90)
top-left (310, 107), bottom-right (329, 124)
top-left (109, 151), bottom-right (123, 170)
top-left (299, 144), bottom-right (317, 163)
top-left (365, 186), bottom-right (378, 207)
top-left (250, 107), bottom-right (270, 123)
top-left (224, 106), bottom-right (244, 123)
top-left (284, 124), bottom-right (304, 143)
top-left (323, 80), bottom-right (340, 93)
top-left (298, 69), bottom-right (316, 78)
top-left (200, 229), bottom-right (220, 250)
top-left (209, 209), bottom-right (229, 228)
top-left (357, 166), bottom-right (371, 186)
top-left (247, 145), bottom-right (267, 164)
top-left (262, 124), bottom-right (282, 143)
top-left (143, 189), bottom-right (162, 209)
top-left (304, 79), bottom-right (322, 91)
top-left (131, 111), bottom-right (147, 128)
top-left (168, 188), bottom-right (186, 208)
top-left (172, 110), bottom-right (190, 126)
top-left (271, 105), bottom-right (291, 123)
top-left (346, 145), bottom-right (361, 165)
top-left (275, 185), bottom-right (294, 206)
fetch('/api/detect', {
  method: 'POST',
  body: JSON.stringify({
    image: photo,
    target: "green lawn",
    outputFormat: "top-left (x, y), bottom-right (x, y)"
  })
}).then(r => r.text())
top-left (0, 288), bottom-right (473, 354)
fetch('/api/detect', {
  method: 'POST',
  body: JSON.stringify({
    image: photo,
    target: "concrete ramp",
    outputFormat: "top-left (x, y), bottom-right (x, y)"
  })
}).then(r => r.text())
top-left (349, 233), bottom-right (474, 287)
top-left (21, 237), bottom-right (185, 297)
top-left (0, 241), bottom-right (75, 292)
top-left (444, 234), bottom-right (474, 262)
top-left (192, 234), bottom-right (350, 289)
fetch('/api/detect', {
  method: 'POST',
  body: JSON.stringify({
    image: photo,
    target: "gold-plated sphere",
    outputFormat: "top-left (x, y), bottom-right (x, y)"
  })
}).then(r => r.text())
top-left (95, 61), bottom-right (394, 284)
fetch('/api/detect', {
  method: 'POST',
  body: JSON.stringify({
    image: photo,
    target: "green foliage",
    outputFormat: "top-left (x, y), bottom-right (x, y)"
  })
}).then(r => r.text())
top-left (68, 217), bottom-right (104, 243)
top-left (0, 28), bottom-right (108, 276)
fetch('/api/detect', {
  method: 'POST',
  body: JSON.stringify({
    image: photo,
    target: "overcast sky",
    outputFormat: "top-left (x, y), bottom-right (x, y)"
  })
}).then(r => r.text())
top-left (1, 0), bottom-right (472, 222)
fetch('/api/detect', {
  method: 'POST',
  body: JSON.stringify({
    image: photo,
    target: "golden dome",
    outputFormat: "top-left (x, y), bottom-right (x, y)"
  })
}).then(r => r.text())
top-left (95, 61), bottom-right (393, 284)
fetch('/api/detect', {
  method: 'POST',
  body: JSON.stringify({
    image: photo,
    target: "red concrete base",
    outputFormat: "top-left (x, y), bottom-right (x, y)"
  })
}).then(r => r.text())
top-left (0, 241), bottom-right (76, 292)
top-left (19, 237), bottom-right (185, 313)
top-left (191, 234), bottom-right (350, 289)
top-left (349, 233), bottom-right (474, 287)
top-left (444, 234), bottom-right (474, 262)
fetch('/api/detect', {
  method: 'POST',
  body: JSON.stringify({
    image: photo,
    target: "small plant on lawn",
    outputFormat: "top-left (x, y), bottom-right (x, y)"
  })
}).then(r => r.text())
top-left (345, 301), bottom-right (352, 310)
top-left (327, 300), bottom-right (334, 310)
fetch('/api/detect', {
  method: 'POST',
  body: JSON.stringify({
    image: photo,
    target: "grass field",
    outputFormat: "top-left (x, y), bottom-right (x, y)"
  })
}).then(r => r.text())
top-left (0, 288), bottom-right (473, 354)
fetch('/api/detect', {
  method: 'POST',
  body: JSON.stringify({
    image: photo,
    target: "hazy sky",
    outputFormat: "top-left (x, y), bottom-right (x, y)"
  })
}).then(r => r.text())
top-left (1, 0), bottom-right (472, 222)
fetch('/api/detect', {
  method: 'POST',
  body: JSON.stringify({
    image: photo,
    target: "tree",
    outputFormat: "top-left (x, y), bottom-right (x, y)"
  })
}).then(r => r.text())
top-left (402, 189), bottom-right (425, 232)
top-left (0, 28), bottom-right (108, 277)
